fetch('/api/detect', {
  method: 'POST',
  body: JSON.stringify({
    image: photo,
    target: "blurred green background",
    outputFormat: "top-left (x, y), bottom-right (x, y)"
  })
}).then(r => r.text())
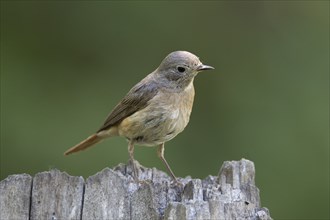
top-left (1, 1), bottom-right (329, 219)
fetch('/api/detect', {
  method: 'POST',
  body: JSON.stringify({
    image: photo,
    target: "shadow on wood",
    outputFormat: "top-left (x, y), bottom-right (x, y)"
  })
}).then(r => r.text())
top-left (0, 158), bottom-right (272, 220)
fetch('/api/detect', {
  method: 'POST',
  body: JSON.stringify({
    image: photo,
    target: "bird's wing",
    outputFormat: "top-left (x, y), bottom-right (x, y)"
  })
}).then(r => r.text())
top-left (97, 80), bottom-right (159, 132)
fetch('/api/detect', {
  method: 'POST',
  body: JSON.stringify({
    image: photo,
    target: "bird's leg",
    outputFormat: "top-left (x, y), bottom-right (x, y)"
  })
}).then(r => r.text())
top-left (128, 142), bottom-right (139, 181)
top-left (157, 143), bottom-right (177, 181)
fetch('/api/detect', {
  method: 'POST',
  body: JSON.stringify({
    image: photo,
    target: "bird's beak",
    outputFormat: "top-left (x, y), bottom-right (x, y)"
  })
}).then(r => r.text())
top-left (197, 64), bottom-right (215, 71)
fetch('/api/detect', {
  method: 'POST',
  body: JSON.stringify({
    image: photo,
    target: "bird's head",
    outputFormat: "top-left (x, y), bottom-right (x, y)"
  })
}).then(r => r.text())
top-left (156, 51), bottom-right (214, 89)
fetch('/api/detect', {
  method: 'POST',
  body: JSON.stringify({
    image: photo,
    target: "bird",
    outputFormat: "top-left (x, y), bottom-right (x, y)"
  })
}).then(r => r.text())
top-left (64, 51), bottom-right (214, 181)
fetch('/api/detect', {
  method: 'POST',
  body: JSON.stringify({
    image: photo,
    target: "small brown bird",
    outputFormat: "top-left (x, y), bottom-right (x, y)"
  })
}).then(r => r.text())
top-left (64, 51), bottom-right (214, 181)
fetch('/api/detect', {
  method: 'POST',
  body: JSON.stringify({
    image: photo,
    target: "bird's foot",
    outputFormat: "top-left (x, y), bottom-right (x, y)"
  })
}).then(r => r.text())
top-left (170, 178), bottom-right (184, 188)
top-left (127, 159), bottom-right (140, 180)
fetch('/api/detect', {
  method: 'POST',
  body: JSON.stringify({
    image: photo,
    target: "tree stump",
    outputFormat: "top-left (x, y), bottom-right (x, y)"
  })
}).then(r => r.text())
top-left (0, 158), bottom-right (272, 220)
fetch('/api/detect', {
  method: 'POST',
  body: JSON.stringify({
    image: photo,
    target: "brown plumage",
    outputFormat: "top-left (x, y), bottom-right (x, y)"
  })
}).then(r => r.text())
top-left (64, 134), bottom-right (101, 155)
top-left (64, 51), bottom-right (214, 181)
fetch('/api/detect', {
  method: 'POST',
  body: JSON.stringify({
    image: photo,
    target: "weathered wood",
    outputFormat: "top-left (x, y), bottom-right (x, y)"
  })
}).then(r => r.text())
top-left (82, 168), bottom-right (131, 219)
top-left (0, 159), bottom-right (272, 220)
top-left (0, 174), bottom-right (32, 220)
top-left (30, 169), bottom-right (84, 220)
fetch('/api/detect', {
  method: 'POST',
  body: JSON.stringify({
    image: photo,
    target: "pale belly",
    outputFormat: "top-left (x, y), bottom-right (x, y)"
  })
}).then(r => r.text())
top-left (117, 85), bottom-right (195, 146)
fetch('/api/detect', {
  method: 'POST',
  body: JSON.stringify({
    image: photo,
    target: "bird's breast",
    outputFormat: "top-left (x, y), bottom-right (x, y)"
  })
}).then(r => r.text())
top-left (118, 82), bottom-right (195, 146)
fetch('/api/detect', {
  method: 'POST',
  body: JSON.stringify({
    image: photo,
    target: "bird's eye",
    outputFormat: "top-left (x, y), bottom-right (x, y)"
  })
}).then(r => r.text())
top-left (177, 67), bottom-right (186, 73)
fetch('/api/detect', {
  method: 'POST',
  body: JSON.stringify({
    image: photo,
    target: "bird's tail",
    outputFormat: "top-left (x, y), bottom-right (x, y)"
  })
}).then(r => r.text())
top-left (64, 134), bottom-right (102, 155)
